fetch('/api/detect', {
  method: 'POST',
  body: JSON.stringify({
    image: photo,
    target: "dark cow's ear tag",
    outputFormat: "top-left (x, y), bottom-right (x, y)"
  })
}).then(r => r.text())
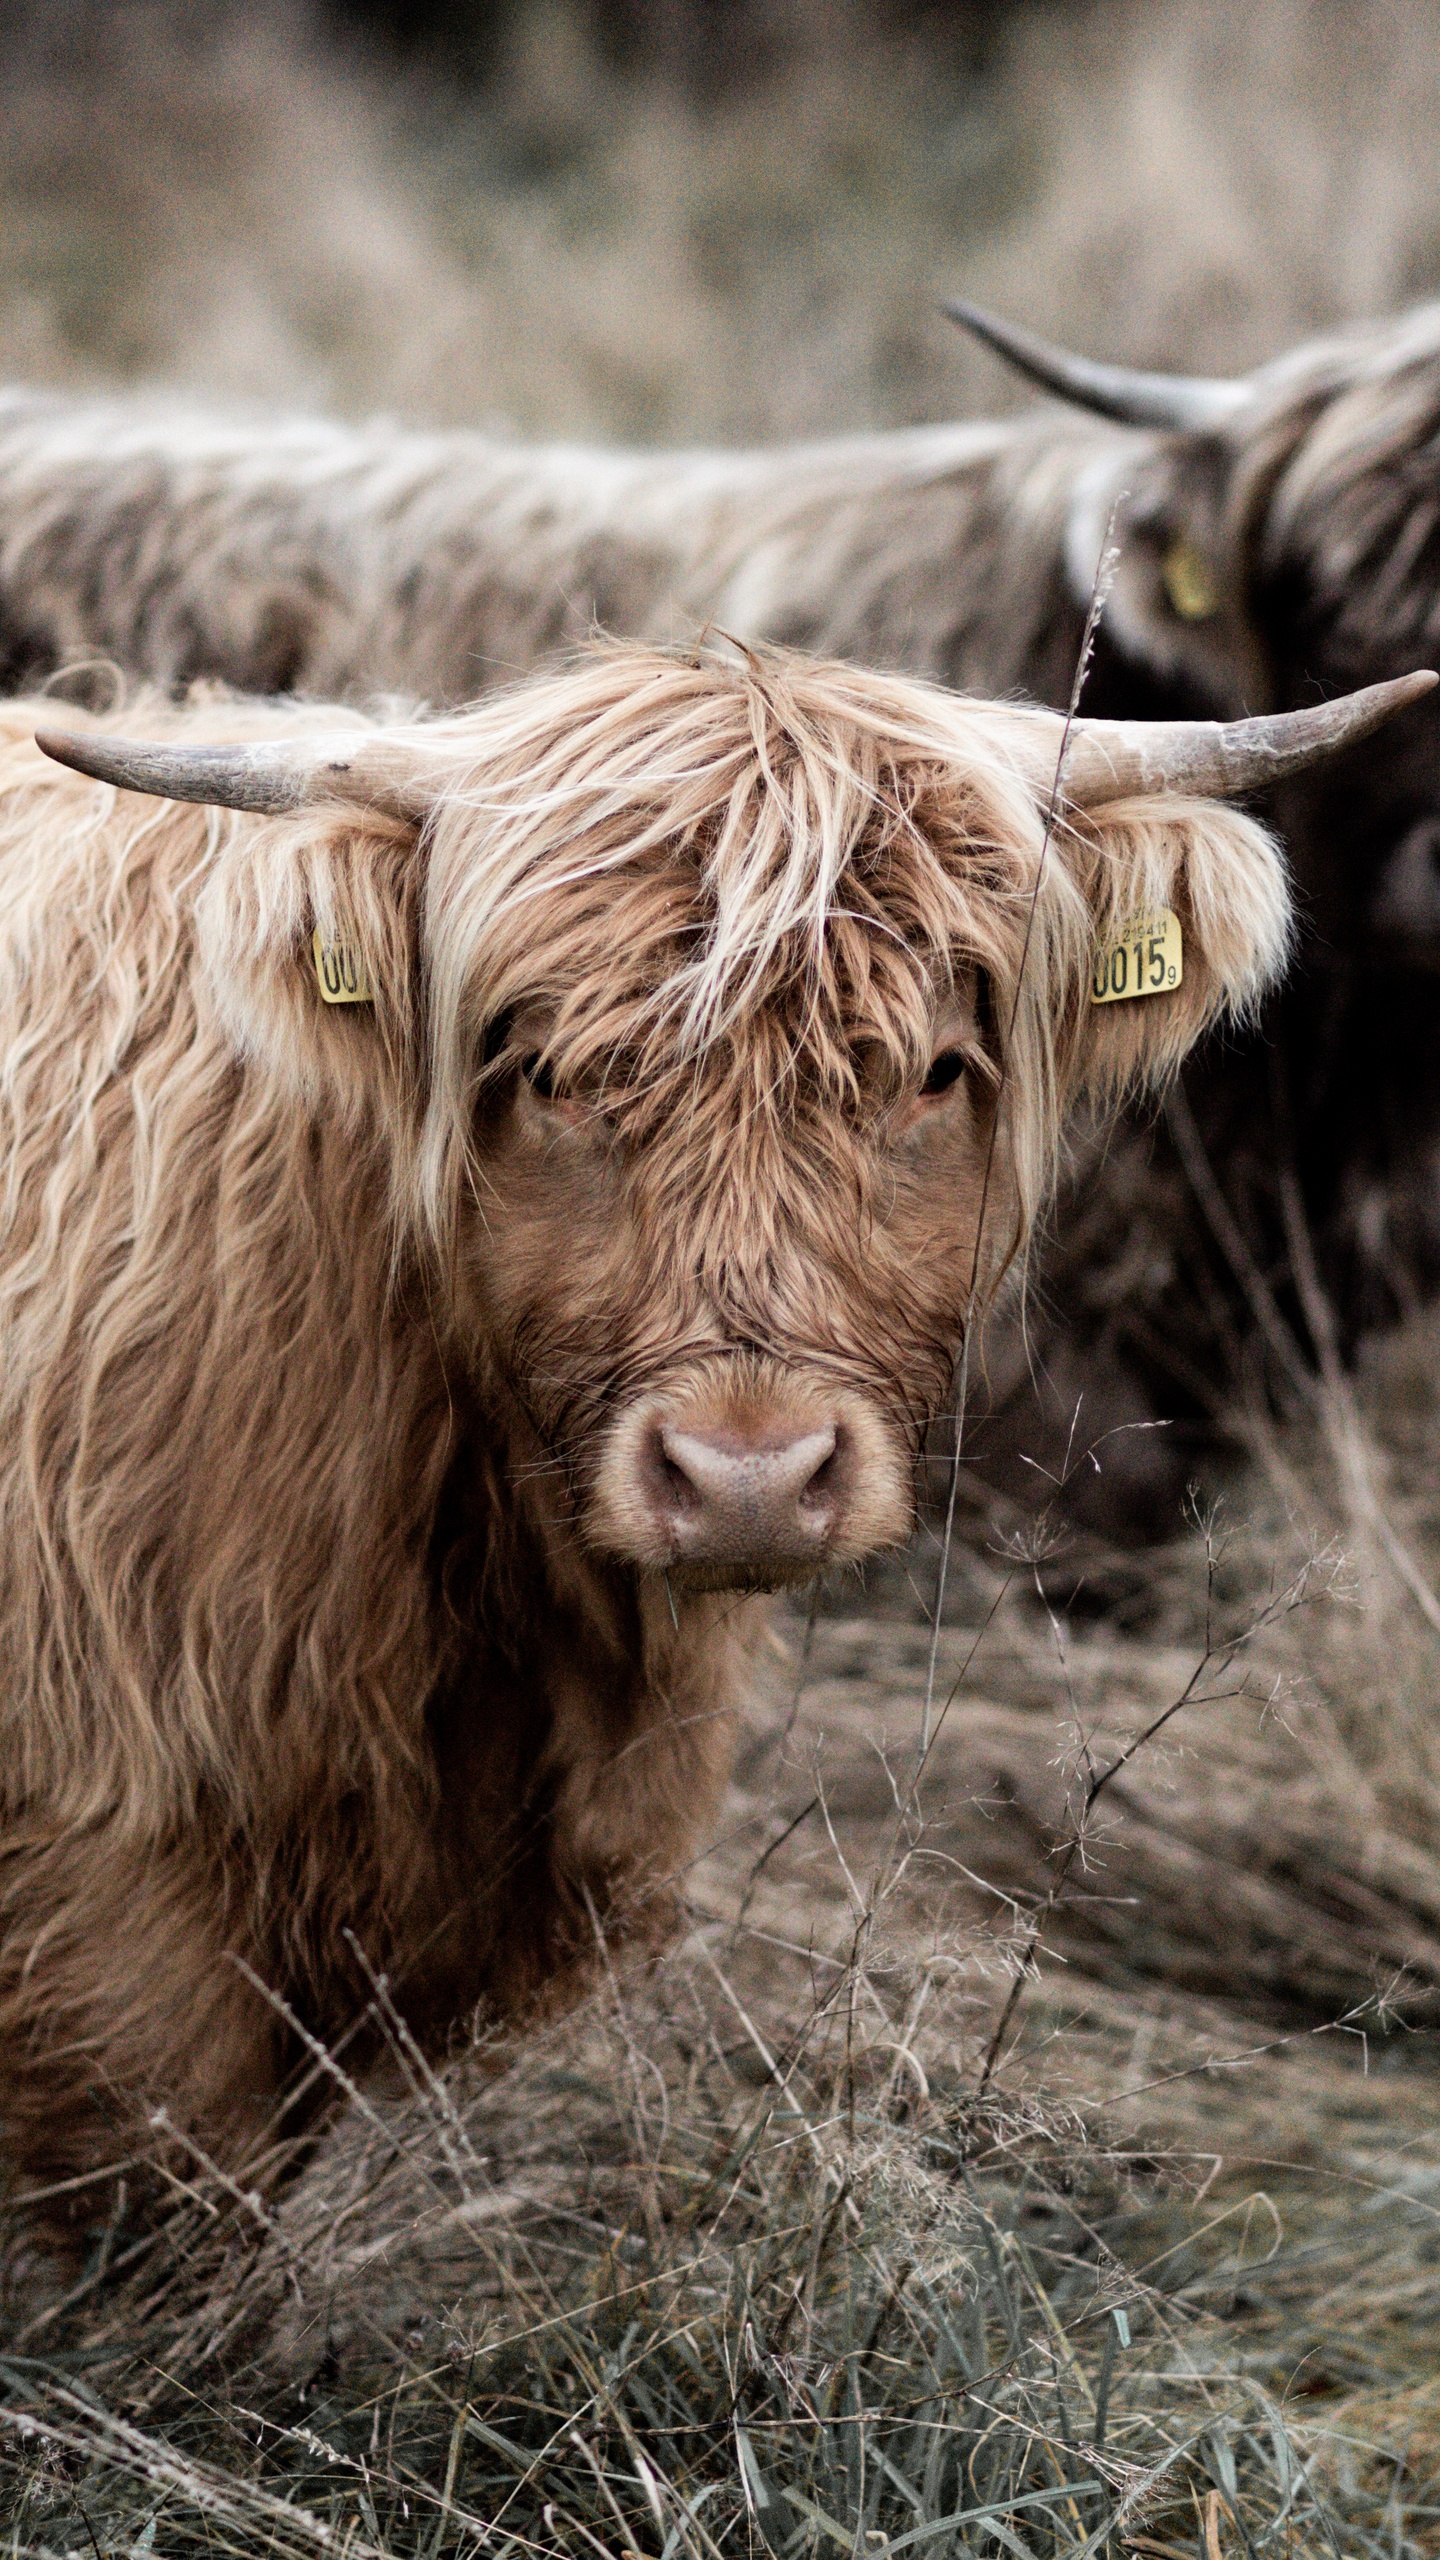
top-left (1162, 537), bottom-right (1218, 622)
top-left (313, 928), bottom-right (373, 1006)
top-left (1091, 909), bottom-right (1183, 1005)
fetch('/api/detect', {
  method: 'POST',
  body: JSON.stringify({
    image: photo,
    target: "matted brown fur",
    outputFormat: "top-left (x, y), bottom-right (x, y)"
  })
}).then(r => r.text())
top-left (0, 641), bottom-right (1287, 2220)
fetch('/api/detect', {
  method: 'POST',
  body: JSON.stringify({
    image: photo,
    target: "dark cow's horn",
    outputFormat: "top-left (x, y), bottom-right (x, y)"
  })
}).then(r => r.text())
top-left (1060, 671), bottom-right (1439, 806)
top-left (33, 727), bottom-right (433, 821)
top-left (945, 298), bottom-right (1251, 434)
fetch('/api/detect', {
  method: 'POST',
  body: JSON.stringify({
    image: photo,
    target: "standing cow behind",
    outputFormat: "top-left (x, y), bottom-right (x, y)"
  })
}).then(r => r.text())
top-left (943, 299), bottom-right (1440, 1525)
top-left (0, 641), bottom-right (1417, 2219)
top-left (2, 308), bottom-right (1440, 1533)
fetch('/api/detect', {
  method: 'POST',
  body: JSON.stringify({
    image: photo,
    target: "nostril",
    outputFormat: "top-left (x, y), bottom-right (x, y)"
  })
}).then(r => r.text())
top-left (660, 1422), bottom-right (838, 1509)
top-left (801, 1427), bottom-right (844, 1507)
top-left (644, 1426), bottom-right (702, 1514)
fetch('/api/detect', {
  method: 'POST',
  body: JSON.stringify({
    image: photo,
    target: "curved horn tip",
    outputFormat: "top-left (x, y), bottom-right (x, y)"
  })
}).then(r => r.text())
top-left (1377, 668), bottom-right (1439, 710)
top-left (1292, 666), bottom-right (1440, 743)
top-left (34, 726), bottom-right (100, 778)
top-left (30, 725), bottom-right (308, 814)
top-left (942, 295), bottom-right (1250, 433)
top-left (31, 723), bottom-right (428, 822)
top-left (1061, 668), bottom-right (1440, 806)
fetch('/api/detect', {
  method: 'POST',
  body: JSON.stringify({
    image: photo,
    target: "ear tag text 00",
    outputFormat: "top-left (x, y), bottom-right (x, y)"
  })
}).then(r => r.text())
top-left (312, 928), bottom-right (373, 1006)
top-left (1091, 908), bottom-right (1183, 1006)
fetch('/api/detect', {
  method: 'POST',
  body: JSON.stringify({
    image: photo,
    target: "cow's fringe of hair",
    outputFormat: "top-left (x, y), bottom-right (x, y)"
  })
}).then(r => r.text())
top-left (409, 644), bottom-right (1286, 1273)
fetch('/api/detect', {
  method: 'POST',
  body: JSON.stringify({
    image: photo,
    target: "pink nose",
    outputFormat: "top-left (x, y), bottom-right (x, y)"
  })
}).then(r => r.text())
top-left (645, 1419), bottom-right (844, 1572)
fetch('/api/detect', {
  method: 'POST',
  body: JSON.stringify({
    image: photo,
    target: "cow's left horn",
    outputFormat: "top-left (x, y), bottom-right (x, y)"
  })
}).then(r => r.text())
top-left (1060, 672), bottom-right (1439, 806)
top-left (33, 728), bottom-right (433, 821)
top-left (945, 298), bottom-right (1251, 434)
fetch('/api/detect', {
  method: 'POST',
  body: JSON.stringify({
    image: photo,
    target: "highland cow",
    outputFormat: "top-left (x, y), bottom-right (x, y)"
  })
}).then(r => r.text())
top-left (0, 642), bottom-right (1416, 2213)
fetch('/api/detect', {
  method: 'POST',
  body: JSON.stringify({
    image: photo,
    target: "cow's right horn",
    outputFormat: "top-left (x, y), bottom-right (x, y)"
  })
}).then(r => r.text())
top-left (945, 298), bottom-right (1252, 434)
top-left (33, 728), bottom-right (434, 821)
top-left (1060, 671), bottom-right (1439, 806)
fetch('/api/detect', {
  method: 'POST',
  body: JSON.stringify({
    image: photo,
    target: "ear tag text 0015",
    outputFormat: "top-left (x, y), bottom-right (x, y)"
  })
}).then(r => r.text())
top-left (1091, 909), bottom-right (1183, 1006)
top-left (313, 928), bottom-right (373, 1006)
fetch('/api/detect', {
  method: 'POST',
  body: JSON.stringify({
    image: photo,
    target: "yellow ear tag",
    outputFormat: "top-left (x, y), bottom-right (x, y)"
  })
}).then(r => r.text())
top-left (312, 927), bottom-right (373, 1006)
top-left (1162, 536), bottom-right (1218, 622)
top-left (1091, 909), bottom-right (1183, 1006)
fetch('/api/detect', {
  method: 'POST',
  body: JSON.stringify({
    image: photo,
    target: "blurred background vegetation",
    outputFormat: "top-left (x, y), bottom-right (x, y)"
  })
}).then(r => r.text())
top-left (2, 0), bottom-right (1439, 444)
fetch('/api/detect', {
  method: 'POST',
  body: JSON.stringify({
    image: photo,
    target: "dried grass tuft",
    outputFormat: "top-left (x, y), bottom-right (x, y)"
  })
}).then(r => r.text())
top-left (0, 1914), bottom-right (1429, 2559)
top-left (4, 1325), bottom-right (1440, 2552)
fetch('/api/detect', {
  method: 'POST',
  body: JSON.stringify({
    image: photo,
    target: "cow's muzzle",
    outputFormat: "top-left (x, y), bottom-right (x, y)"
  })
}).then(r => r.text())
top-left (586, 1367), bottom-right (913, 1590)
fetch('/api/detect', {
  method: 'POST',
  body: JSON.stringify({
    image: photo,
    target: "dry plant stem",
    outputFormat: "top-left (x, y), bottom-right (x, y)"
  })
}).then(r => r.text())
top-left (883, 512), bottom-right (1128, 2092)
top-left (690, 1938), bottom-right (820, 2147)
top-left (729, 1791), bottom-right (821, 1944)
top-left (977, 1529), bottom-right (1330, 2091)
top-left (224, 1958), bottom-right (464, 2219)
top-left (340, 1929), bottom-right (491, 2191)
top-left (1164, 1078), bottom-right (1318, 1408)
top-left (1107, 1976), bottom-right (1412, 2111)
top-left (922, 497), bottom-right (1126, 1758)
top-left (733, 1576), bottom-right (821, 1789)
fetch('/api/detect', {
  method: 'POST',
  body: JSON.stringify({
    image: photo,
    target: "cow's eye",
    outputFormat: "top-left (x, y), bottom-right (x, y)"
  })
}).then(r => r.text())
top-left (521, 1051), bottom-right (556, 1101)
top-left (920, 1048), bottom-right (966, 1098)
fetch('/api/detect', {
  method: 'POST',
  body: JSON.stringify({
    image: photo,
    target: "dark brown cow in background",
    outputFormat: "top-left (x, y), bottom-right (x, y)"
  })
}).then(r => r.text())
top-left (3, 640), bottom-right (1413, 2219)
top-left (944, 299), bottom-right (1440, 1533)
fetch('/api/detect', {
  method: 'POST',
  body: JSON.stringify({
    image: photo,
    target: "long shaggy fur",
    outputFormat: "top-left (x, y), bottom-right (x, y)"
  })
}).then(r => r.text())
top-left (0, 388), bottom-right (1112, 706)
top-left (0, 639), bottom-right (1289, 2215)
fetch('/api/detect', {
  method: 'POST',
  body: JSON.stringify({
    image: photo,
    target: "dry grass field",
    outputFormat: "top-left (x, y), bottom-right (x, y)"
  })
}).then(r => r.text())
top-left (4, 1), bottom-right (1440, 2549)
top-left (6, 0), bottom-right (1440, 438)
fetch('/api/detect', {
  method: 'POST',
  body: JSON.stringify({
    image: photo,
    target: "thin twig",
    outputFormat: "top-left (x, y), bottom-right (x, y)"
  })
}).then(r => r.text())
top-left (976, 1533), bottom-right (1332, 2089)
top-left (921, 493), bottom-right (1127, 1757)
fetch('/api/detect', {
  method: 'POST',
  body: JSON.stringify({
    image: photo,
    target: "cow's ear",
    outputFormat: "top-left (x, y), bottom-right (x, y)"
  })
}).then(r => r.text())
top-left (193, 803), bottom-right (427, 1121)
top-left (1064, 795), bottom-right (1291, 1102)
top-left (1066, 442), bottom-right (1270, 717)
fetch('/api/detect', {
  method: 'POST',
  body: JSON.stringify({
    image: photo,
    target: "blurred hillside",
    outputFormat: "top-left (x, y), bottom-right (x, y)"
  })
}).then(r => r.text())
top-left (1, 0), bottom-right (1438, 443)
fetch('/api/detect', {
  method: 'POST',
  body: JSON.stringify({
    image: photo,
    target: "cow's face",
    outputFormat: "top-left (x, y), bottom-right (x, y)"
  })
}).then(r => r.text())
top-left (1258, 385), bottom-right (1440, 964)
top-left (460, 970), bottom-right (996, 1591)
top-left (403, 716), bottom-right (1290, 1594)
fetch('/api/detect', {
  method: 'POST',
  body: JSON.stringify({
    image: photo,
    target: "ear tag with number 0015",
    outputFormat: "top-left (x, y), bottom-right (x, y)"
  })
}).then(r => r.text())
top-left (313, 928), bottom-right (373, 1006)
top-left (1091, 908), bottom-right (1183, 1006)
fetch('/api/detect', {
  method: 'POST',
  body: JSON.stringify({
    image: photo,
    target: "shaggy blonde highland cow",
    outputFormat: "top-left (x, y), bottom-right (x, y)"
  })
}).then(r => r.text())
top-left (0, 640), bottom-right (1425, 2227)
